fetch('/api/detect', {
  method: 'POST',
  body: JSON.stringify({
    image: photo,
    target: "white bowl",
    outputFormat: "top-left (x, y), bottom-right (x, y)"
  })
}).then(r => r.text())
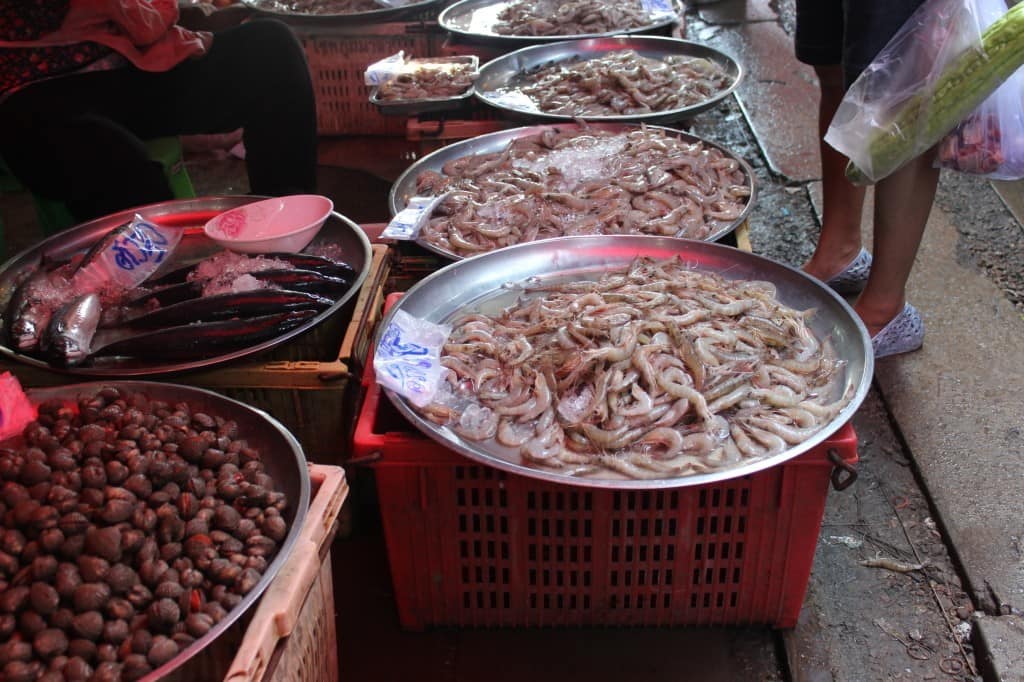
top-left (203, 194), bottom-right (334, 254)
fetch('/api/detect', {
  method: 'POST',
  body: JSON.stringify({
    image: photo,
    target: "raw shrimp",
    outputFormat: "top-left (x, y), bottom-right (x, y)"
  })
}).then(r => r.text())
top-left (414, 256), bottom-right (849, 480)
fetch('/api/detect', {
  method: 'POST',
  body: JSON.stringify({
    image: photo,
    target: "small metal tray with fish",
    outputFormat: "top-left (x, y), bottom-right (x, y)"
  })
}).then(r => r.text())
top-left (438, 0), bottom-right (682, 47)
top-left (0, 196), bottom-right (372, 376)
top-left (473, 36), bottom-right (742, 124)
top-left (374, 235), bottom-right (874, 489)
top-left (370, 56), bottom-right (480, 117)
top-left (242, 0), bottom-right (442, 24)
top-left (388, 121), bottom-right (758, 260)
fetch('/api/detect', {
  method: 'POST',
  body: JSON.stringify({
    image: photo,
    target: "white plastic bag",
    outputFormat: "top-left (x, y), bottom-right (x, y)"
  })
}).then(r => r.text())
top-left (936, 0), bottom-right (1024, 178)
top-left (825, 0), bottom-right (1021, 183)
top-left (73, 214), bottom-right (183, 293)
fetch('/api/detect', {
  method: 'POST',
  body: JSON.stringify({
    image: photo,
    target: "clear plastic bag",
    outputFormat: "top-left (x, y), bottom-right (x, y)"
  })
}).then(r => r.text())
top-left (824, 0), bottom-right (1021, 183)
top-left (936, 0), bottom-right (1024, 178)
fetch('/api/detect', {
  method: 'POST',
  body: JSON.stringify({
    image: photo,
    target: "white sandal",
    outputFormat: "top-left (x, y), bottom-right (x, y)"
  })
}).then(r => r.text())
top-left (871, 303), bottom-right (924, 358)
top-left (825, 248), bottom-right (872, 294)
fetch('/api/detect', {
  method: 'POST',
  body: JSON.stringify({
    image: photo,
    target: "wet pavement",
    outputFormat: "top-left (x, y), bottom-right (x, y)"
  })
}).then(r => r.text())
top-left (2, 0), bottom-right (1024, 679)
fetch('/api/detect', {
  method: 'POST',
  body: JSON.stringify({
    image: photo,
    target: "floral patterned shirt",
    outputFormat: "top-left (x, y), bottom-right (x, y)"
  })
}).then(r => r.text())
top-left (0, 1), bottom-right (113, 95)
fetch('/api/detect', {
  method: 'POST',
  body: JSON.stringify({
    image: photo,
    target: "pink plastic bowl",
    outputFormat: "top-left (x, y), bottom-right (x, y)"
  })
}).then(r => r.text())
top-left (204, 195), bottom-right (334, 254)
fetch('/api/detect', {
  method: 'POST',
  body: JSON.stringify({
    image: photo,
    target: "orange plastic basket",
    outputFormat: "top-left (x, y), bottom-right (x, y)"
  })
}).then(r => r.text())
top-left (353, 330), bottom-right (859, 630)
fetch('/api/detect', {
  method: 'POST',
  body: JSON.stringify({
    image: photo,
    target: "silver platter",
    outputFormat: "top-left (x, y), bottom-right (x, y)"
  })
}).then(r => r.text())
top-left (19, 380), bottom-right (310, 681)
top-left (388, 122), bottom-right (758, 259)
top-left (474, 36), bottom-right (742, 124)
top-left (242, 0), bottom-right (442, 24)
top-left (0, 195), bottom-right (372, 376)
top-left (439, 0), bottom-right (682, 46)
top-left (375, 235), bottom-right (874, 490)
top-left (370, 55), bottom-right (480, 117)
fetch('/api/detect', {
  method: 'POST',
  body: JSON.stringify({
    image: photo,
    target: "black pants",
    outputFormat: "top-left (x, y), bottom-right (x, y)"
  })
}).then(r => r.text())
top-left (0, 19), bottom-right (318, 222)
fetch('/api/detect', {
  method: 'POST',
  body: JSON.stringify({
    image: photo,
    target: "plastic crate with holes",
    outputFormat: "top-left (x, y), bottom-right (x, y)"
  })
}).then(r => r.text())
top-left (294, 18), bottom-right (449, 136)
top-left (351, 293), bottom-right (860, 631)
top-left (224, 464), bottom-right (348, 682)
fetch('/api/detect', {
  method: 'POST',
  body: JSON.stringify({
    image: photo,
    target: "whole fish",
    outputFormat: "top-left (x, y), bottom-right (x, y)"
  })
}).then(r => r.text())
top-left (143, 252), bottom-right (356, 288)
top-left (125, 268), bottom-right (349, 313)
top-left (246, 269), bottom-right (351, 298)
top-left (5, 266), bottom-right (74, 351)
top-left (124, 281), bottom-right (204, 310)
top-left (262, 252), bottom-right (356, 281)
top-left (92, 310), bottom-right (317, 361)
top-left (41, 293), bottom-right (102, 366)
top-left (121, 289), bottom-right (333, 329)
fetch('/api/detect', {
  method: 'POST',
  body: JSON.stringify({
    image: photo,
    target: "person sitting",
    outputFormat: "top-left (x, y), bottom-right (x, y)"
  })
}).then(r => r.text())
top-left (0, 0), bottom-right (318, 223)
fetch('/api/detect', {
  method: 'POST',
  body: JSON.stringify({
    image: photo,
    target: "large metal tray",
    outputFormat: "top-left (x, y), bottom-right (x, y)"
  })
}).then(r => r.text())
top-left (375, 235), bottom-right (874, 489)
top-left (0, 196), bottom-right (372, 376)
top-left (388, 122), bottom-right (758, 259)
top-left (18, 380), bottom-right (310, 682)
top-left (242, 0), bottom-right (441, 24)
top-left (474, 36), bottom-right (742, 124)
top-left (439, 0), bottom-right (682, 46)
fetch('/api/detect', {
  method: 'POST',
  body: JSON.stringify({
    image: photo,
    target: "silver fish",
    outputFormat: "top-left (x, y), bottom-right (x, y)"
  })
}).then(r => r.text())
top-left (6, 266), bottom-right (73, 352)
top-left (42, 293), bottom-right (102, 366)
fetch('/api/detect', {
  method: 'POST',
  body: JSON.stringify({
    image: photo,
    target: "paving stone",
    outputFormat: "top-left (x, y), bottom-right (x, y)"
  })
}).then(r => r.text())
top-left (698, 0), bottom-right (777, 25)
top-left (706, 21), bottom-right (822, 182)
top-left (786, 393), bottom-right (978, 682)
top-left (874, 194), bottom-right (1024, 618)
top-left (975, 615), bottom-right (1024, 682)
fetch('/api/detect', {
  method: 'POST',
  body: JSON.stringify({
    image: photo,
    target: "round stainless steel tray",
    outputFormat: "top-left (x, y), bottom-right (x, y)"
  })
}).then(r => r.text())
top-left (474, 36), bottom-right (742, 124)
top-left (439, 0), bottom-right (682, 46)
top-left (375, 235), bottom-right (874, 489)
top-left (388, 122), bottom-right (758, 259)
top-left (242, 0), bottom-right (441, 24)
top-left (20, 380), bottom-right (310, 681)
top-left (0, 195), bottom-right (372, 376)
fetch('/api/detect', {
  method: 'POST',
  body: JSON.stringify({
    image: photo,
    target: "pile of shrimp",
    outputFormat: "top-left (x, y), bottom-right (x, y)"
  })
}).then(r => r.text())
top-left (493, 0), bottom-right (661, 36)
top-left (377, 62), bottom-right (477, 101)
top-left (263, 0), bottom-right (379, 14)
top-left (413, 125), bottom-right (751, 257)
top-left (417, 256), bottom-right (849, 480)
top-left (515, 49), bottom-right (732, 116)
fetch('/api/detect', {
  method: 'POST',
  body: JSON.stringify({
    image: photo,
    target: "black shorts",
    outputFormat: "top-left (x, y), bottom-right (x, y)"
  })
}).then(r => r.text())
top-left (795, 0), bottom-right (928, 86)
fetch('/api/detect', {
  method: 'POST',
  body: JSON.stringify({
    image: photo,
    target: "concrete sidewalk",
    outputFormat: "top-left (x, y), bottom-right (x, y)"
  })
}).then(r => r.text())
top-left (698, 0), bottom-right (1024, 678)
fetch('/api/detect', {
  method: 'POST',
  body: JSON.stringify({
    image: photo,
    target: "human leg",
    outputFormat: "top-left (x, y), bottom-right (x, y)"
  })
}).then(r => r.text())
top-left (133, 19), bottom-right (318, 196)
top-left (1, 19), bottom-right (315, 209)
top-left (801, 64), bottom-right (867, 283)
top-left (793, 1), bottom-right (867, 283)
top-left (0, 90), bottom-right (173, 222)
top-left (855, 151), bottom-right (939, 337)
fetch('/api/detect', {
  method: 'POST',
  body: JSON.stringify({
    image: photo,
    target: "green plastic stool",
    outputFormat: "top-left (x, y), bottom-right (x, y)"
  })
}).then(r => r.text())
top-left (30, 136), bottom-right (196, 236)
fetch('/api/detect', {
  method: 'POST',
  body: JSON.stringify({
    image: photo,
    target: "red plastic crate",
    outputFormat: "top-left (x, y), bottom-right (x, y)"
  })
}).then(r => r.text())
top-left (354, 361), bottom-right (859, 631)
top-left (294, 21), bottom-right (446, 136)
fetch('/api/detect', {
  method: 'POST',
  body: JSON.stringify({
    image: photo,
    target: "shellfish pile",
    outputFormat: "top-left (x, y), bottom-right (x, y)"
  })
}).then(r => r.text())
top-left (377, 61), bottom-right (476, 101)
top-left (417, 256), bottom-right (850, 480)
top-left (514, 49), bottom-right (733, 116)
top-left (413, 125), bottom-right (751, 257)
top-left (493, 0), bottom-right (666, 36)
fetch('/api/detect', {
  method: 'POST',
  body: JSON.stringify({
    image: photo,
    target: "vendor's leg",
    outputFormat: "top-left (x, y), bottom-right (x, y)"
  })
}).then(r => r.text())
top-left (801, 64), bottom-right (867, 282)
top-left (0, 103), bottom-right (172, 222)
top-left (855, 152), bottom-right (939, 336)
top-left (135, 19), bottom-right (318, 196)
top-left (793, 1), bottom-right (865, 281)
